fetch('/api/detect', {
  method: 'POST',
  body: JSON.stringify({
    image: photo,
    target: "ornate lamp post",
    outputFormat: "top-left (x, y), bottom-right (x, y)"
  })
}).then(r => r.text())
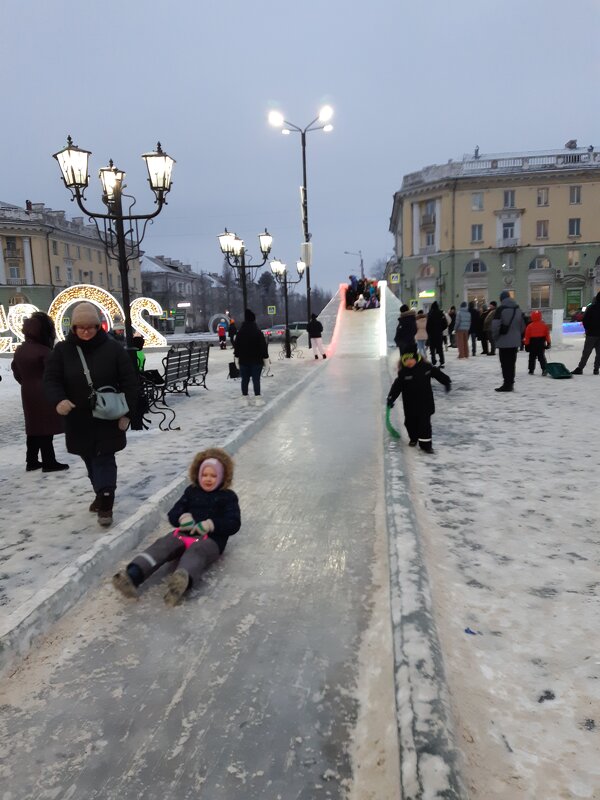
top-left (218, 229), bottom-right (273, 311)
top-left (53, 136), bottom-right (175, 358)
top-left (270, 258), bottom-right (305, 359)
top-left (344, 249), bottom-right (364, 280)
top-left (268, 105), bottom-right (333, 321)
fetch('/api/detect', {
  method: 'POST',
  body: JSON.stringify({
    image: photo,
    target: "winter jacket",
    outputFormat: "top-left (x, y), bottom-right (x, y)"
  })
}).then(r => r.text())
top-left (415, 315), bottom-right (428, 341)
top-left (43, 329), bottom-right (139, 458)
top-left (426, 305), bottom-right (447, 340)
top-left (11, 317), bottom-right (64, 437)
top-left (469, 308), bottom-right (482, 337)
top-left (454, 306), bottom-right (472, 332)
top-left (307, 318), bottom-right (323, 339)
top-left (524, 310), bottom-right (551, 348)
top-left (483, 307), bottom-right (497, 334)
top-left (582, 297), bottom-right (600, 336)
top-left (233, 321), bottom-right (268, 365)
top-left (394, 309), bottom-right (417, 350)
top-left (168, 448), bottom-right (241, 553)
top-left (491, 299), bottom-right (525, 348)
top-left (387, 358), bottom-right (451, 417)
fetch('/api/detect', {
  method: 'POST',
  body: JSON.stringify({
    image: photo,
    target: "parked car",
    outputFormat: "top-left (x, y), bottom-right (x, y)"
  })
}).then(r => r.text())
top-left (262, 321), bottom-right (308, 344)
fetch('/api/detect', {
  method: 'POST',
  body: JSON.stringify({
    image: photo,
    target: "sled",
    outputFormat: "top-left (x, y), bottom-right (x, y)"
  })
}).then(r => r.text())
top-left (544, 362), bottom-right (572, 379)
top-left (386, 406), bottom-right (401, 438)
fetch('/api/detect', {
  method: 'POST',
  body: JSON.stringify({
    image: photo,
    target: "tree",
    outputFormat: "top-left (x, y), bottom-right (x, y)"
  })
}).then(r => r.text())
top-left (370, 258), bottom-right (388, 281)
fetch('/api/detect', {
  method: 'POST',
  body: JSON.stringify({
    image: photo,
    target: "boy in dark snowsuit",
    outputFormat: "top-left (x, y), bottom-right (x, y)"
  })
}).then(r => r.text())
top-left (387, 352), bottom-right (451, 453)
top-left (524, 310), bottom-right (551, 375)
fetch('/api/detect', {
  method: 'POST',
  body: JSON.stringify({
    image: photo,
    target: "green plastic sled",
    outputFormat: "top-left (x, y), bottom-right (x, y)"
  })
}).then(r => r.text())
top-left (544, 362), bottom-right (572, 379)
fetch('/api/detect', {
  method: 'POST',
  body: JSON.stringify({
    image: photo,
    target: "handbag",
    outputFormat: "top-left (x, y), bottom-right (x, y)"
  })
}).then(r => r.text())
top-left (77, 346), bottom-right (129, 420)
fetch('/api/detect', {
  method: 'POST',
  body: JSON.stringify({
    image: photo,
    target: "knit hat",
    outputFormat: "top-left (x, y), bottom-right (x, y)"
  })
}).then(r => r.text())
top-left (499, 290), bottom-right (511, 301)
top-left (401, 352), bottom-right (419, 366)
top-left (244, 308), bottom-right (256, 322)
top-left (198, 458), bottom-right (225, 490)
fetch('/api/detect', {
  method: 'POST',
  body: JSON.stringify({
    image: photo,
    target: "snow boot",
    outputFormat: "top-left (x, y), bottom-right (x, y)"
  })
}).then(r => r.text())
top-left (571, 367), bottom-right (583, 375)
top-left (164, 569), bottom-right (190, 606)
top-left (89, 492), bottom-right (101, 513)
top-left (112, 571), bottom-right (138, 599)
top-left (97, 489), bottom-right (115, 527)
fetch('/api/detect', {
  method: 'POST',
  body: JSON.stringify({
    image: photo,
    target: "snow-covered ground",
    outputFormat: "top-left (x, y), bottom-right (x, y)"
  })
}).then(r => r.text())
top-left (385, 333), bottom-right (600, 799)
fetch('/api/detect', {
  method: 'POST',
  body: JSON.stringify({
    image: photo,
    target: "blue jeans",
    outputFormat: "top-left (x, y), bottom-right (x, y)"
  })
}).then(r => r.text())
top-left (416, 340), bottom-right (427, 357)
top-left (82, 453), bottom-right (117, 492)
top-left (240, 363), bottom-right (262, 396)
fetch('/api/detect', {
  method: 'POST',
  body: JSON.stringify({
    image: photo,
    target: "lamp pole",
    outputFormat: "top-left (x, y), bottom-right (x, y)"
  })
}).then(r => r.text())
top-left (53, 136), bottom-right (175, 362)
top-left (344, 249), bottom-right (364, 280)
top-left (218, 229), bottom-right (273, 312)
top-left (270, 259), bottom-right (306, 358)
top-left (268, 105), bottom-right (333, 323)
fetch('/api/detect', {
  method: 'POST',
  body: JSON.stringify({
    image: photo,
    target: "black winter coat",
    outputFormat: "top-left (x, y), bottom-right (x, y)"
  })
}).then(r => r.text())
top-left (168, 484), bottom-right (241, 553)
top-left (394, 310), bottom-right (417, 351)
top-left (426, 308), bottom-right (447, 341)
top-left (43, 329), bottom-right (138, 458)
top-left (307, 319), bottom-right (323, 339)
top-left (583, 299), bottom-right (600, 336)
top-left (387, 360), bottom-right (451, 417)
top-left (233, 321), bottom-right (268, 365)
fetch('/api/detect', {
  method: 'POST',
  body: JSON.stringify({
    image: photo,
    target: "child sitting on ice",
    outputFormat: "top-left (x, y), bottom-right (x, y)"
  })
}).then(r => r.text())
top-left (112, 448), bottom-right (241, 606)
top-left (386, 352), bottom-right (451, 453)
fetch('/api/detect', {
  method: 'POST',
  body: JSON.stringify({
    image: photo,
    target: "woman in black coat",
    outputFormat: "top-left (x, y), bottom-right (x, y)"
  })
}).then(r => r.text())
top-left (394, 305), bottom-right (417, 354)
top-left (233, 308), bottom-right (268, 406)
top-left (44, 303), bottom-right (138, 526)
top-left (11, 312), bottom-right (69, 473)
top-left (425, 301), bottom-right (447, 367)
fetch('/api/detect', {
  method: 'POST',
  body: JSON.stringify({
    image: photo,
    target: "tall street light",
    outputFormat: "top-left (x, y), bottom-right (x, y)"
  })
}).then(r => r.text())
top-left (268, 105), bottom-right (333, 322)
top-left (270, 258), bottom-right (305, 359)
top-left (218, 229), bottom-right (273, 311)
top-left (53, 136), bottom-right (175, 360)
top-left (344, 249), bottom-right (364, 280)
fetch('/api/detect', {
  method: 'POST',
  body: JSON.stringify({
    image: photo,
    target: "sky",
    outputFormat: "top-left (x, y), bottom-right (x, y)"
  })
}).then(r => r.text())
top-left (3, 0), bottom-right (600, 294)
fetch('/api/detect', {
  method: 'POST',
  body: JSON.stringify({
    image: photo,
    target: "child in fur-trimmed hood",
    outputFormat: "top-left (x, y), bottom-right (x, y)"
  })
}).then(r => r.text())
top-left (112, 447), bottom-right (241, 606)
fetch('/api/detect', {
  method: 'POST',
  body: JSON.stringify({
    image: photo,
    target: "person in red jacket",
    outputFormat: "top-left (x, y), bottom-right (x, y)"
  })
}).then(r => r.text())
top-left (524, 310), bottom-right (551, 375)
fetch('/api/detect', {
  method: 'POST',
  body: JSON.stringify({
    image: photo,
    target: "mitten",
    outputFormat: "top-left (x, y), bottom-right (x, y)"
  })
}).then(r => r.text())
top-left (445, 383), bottom-right (451, 393)
top-left (193, 519), bottom-right (214, 536)
top-left (386, 397), bottom-right (394, 408)
top-left (178, 512), bottom-right (194, 529)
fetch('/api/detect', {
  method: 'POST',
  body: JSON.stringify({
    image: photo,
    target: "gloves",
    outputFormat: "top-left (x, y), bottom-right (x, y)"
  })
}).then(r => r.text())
top-left (386, 398), bottom-right (394, 408)
top-left (178, 513), bottom-right (194, 529)
top-left (445, 383), bottom-right (451, 393)
top-left (192, 519), bottom-right (214, 536)
top-left (263, 359), bottom-right (270, 368)
top-left (56, 399), bottom-right (76, 415)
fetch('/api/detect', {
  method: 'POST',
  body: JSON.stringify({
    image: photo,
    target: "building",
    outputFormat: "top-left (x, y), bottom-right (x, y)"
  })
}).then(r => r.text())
top-left (0, 200), bottom-right (142, 311)
top-left (388, 141), bottom-right (600, 319)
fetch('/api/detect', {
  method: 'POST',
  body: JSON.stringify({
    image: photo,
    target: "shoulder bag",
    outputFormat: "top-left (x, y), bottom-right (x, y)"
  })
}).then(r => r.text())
top-left (76, 346), bottom-right (129, 420)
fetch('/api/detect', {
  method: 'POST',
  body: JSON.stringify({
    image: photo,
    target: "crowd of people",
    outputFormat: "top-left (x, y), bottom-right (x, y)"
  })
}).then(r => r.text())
top-left (346, 275), bottom-right (380, 310)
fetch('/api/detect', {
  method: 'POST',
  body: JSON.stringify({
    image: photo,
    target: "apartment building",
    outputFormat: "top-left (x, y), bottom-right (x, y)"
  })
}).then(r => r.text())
top-left (0, 200), bottom-right (142, 310)
top-left (388, 141), bottom-right (600, 318)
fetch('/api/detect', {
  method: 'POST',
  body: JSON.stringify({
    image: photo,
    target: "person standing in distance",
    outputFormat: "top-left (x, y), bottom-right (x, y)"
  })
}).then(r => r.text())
top-left (233, 308), bottom-right (269, 406)
top-left (571, 291), bottom-right (600, 375)
top-left (491, 290), bottom-right (525, 392)
top-left (307, 313), bottom-right (327, 360)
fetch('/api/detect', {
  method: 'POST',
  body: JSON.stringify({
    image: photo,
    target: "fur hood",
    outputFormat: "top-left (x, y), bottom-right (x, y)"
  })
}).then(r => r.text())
top-left (188, 447), bottom-right (234, 489)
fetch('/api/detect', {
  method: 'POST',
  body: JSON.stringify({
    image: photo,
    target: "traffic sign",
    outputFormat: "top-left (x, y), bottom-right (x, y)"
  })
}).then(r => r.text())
top-left (390, 273), bottom-right (400, 284)
top-left (267, 305), bottom-right (276, 315)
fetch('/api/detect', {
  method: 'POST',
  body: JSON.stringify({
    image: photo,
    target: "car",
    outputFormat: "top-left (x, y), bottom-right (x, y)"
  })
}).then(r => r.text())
top-left (262, 321), bottom-right (308, 345)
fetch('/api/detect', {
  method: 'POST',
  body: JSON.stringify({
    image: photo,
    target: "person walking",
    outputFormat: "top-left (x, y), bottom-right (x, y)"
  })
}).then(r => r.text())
top-left (11, 311), bottom-right (69, 473)
top-left (415, 310), bottom-right (428, 358)
top-left (43, 302), bottom-right (139, 526)
top-left (491, 290), bottom-right (525, 392)
top-left (394, 305), bottom-right (417, 355)
top-left (447, 306), bottom-right (457, 348)
top-left (479, 304), bottom-right (489, 354)
top-left (571, 291), bottom-right (600, 375)
top-left (483, 302), bottom-right (497, 355)
top-left (426, 301), bottom-right (447, 367)
top-left (468, 301), bottom-right (481, 356)
top-left (227, 319), bottom-right (237, 347)
top-left (454, 301), bottom-right (471, 358)
top-left (233, 308), bottom-right (269, 406)
top-left (307, 313), bottom-right (326, 360)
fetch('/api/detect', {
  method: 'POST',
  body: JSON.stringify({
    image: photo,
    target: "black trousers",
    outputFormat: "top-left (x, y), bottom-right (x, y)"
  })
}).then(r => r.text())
top-left (429, 337), bottom-right (444, 366)
top-left (480, 332), bottom-right (489, 354)
top-left (499, 347), bottom-right (518, 387)
top-left (577, 335), bottom-right (600, 370)
top-left (404, 411), bottom-right (433, 450)
top-left (528, 342), bottom-right (547, 373)
top-left (26, 434), bottom-right (57, 468)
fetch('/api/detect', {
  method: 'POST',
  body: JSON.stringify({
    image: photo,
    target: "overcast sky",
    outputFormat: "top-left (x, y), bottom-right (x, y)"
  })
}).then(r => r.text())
top-left (4, 0), bottom-right (599, 294)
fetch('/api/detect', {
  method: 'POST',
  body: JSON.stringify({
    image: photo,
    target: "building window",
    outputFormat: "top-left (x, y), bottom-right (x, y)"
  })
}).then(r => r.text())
top-left (118, 275), bottom-right (122, 288)
top-left (6, 236), bottom-right (17, 251)
top-left (132, 277), bottom-right (137, 289)
top-left (9, 265), bottom-right (20, 279)
top-left (471, 192), bottom-right (483, 211)
top-left (76, 246), bottom-right (81, 259)
top-left (465, 259), bottom-right (487, 273)
top-left (52, 240), bottom-right (58, 255)
top-left (503, 189), bottom-right (515, 208)
top-left (530, 284), bottom-right (550, 309)
top-left (86, 247), bottom-right (92, 260)
top-left (471, 224), bottom-right (483, 242)
top-left (529, 256), bottom-right (551, 270)
top-left (425, 231), bottom-right (435, 246)
top-left (79, 269), bottom-right (83, 282)
top-left (502, 254), bottom-right (515, 270)
top-left (64, 243), bottom-right (70, 257)
top-left (502, 222), bottom-right (515, 240)
top-left (425, 199), bottom-right (436, 215)
top-left (568, 249), bottom-right (580, 267)
top-left (569, 185), bottom-right (581, 204)
top-left (537, 188), bottom-right (549, 207)
top-left (88, 270), bottom-right (93, 283)
top-left (108, 273), bottom-right (113, 288)
top-left (66, 266), bottom-right (73, 283)
top-left (55, 265), bottom-right (61, 281)
top-left (568, 218), bottom-right (581, 237)
top-left (536, 220), bottom-right (549, 239)
top-left (98, 272), bottom-right (104, 285)
top-left (97, 251), bottom-right (102, 263)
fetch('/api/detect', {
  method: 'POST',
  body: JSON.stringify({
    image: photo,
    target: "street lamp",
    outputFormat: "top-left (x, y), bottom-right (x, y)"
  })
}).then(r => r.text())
top-left (218, 228), bottom-right (273, 311)
top-left (344, 249), bottom-right (364, 280)
top-left (268, 104), bottom-right (333, 321)
top-left (270, 258), bottom-right (305, 359)
top-left (53, 135), bottom-right (175, 359)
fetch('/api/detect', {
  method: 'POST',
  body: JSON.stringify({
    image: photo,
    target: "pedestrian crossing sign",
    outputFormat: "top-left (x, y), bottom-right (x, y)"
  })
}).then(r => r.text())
top-left (390, 273), bottom-right (400, 284)
top-left (267, 305), bottom-right (276, 315)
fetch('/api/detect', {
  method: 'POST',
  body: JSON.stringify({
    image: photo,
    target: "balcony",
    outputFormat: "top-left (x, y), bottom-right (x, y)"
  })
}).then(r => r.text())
top-left (4, 248), bottom-right (22, 260)
top-left (497, 238), bottom-right (520, 250)
top-left (419, 245), bottom-right (437, 256)
top-left (420, 213), bottom-right (436, 229)
top-left (7, 277), bottom-right (27, 285)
